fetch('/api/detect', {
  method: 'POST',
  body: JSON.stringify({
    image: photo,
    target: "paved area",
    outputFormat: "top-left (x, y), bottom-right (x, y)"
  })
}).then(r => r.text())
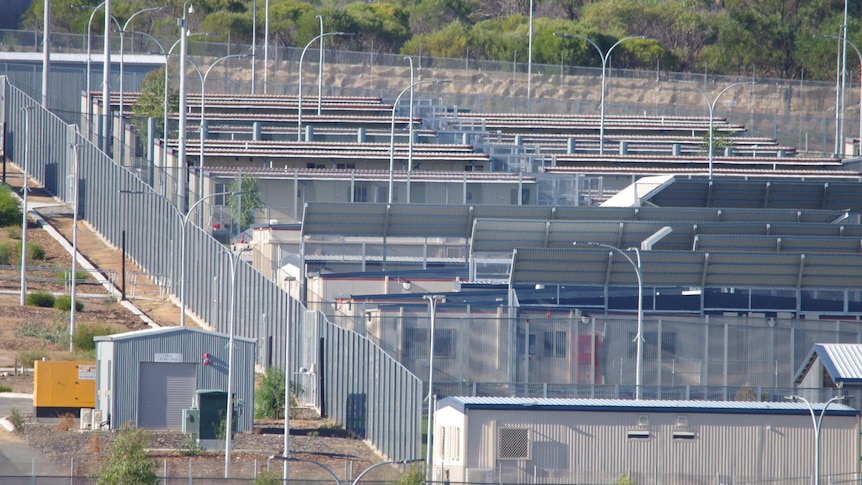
top-left (0, 393), bottom-right (63, 477)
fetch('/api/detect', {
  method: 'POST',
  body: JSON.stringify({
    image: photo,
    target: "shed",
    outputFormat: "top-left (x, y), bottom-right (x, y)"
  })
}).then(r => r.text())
top-left (433, 397), bottom-right (860, 485)
top-left (94, 327), bottom-right (256, 432)
top-left (794, 343), bottom-right (862, 393)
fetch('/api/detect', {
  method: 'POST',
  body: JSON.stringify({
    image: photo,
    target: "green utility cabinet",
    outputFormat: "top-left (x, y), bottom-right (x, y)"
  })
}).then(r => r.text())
top-left (196, 390), bottom-right (235, 440)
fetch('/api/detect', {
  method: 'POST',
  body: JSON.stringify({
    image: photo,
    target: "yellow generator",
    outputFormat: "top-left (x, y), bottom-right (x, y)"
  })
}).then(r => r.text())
top-left (33, 361), bottom-right (96, 418)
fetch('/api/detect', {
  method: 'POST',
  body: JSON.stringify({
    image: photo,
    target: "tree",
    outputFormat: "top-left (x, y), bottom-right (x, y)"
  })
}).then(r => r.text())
top-left (97, 425), bottom-right (158, 485)
top-left (254, 366), bottom-right (303, 419)
top-left (227, 176), bottom-right (263, 233)
top-left (131, 67), bottom-right (178, 140)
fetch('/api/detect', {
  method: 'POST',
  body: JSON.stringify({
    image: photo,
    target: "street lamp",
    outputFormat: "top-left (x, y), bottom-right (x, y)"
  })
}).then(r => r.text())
top-left (199, 54), bottom-right (249, 205)
top-left (405, 56), bottom-right (415, 203)
top-left (85, 1), bottom-right (109, 140)
top-left (118, 7), bottom-right (167, 165)
top-left (554, 33), bottom-right (645, 155)
top-left (574, 241), bottom-right (643, 399)
top-left (389, 79), bottom-right (451, 203)
top-left (101, 0), bottom-right (111, 154)
top-left (120, 189), bottom-right (237, 327)
top-left (68, 138), bottom-right (84, 351)
top-left (224, 245), bottom-right (252, 478)
top-left (263, 0), bottom-right (270, 93)
top-left (816, 34), bottom-right (862, 156)
top-left (423, 294), bottom-right (445, 480)
top-left (785, 395), bottom-right (846, 485)
top-left (297, 31), bottom-right (351, 141)
top-left (282, 274), bottom-right (296, 483)
top-left (316, 15), bottom-right (325, 115)
top-left (673, 81), bottom-right (752, 181)
top-left (178, 1), bottom-right (194, 211)
top-left (19, 105), bottom-right (35, 307)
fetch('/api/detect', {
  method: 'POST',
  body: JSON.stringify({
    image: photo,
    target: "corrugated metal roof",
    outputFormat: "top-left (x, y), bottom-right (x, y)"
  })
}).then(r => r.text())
top-left (94, 326), bottom-right (256, 344)
top-left (795, 344), bottom-right (862, 386)
top-left (438, 396), bottom-right (858, 416)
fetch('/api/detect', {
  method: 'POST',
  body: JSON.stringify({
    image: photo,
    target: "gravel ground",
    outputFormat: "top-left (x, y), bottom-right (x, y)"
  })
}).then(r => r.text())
top-left (19, 413), bottom-right (393, 481)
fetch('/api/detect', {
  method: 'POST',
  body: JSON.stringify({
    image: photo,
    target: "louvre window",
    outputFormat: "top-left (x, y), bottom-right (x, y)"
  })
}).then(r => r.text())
top-left (498, 427), bottom-right (530, 459)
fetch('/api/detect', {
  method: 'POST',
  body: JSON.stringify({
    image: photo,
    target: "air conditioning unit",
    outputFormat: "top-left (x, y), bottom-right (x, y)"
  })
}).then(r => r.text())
top-left (92, 409), bottom-right (104, 430)
top-left (79, 409), bottom-right (93, 431)
top-left (466, 468), bottom-right (494, 484)
top-left (182, 408), bottom-right (200, 435)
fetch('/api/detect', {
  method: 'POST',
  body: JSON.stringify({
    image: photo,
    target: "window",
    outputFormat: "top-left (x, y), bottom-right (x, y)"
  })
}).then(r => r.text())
top-left (336, 163), bottom-right (356, 169)
top-left (354, 186), bottom-right (368, 202)
top-left (214, 183), bottom-right (226, 206)
top-left (543, 331), bottom-right (567, 358)
top-left (439, 426), bottom-right (446, 459)
top-left (452, 427), bottom-right (460, 460)
top-left (498, 427), bottom-right (530, 459)
top-left (402, 328), bottom-right (457, 359)
top-left (517, 331), bottom-right (537, 355)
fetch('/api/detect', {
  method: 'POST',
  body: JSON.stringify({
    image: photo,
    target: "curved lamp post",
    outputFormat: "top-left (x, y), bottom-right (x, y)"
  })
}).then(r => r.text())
top-left (816, 34), bottom-right (862, 156)
top-left (785, 395), bottom-right (846, 485)
top-left (19, 105), bottom-right (36, 306)
top-left (120, 190), bottom-right (237, 327)
top-left (674, 81), bottom-right (752, 181)
top-left (297, 31), bottom-right (350, 141)
top-left (85, 1), bottom-right (109, 139)
top-left (554, 34), bottom-right (645, 155)
top-left (423, 295), bottom-right (445, 480)
top-left (224, 245), bottom-right (252, 478)
top-left (405, 56), bottom-right (415, 202)
top-left (178, 1), bottom-right (194, 211)
top-left (118, 7), bottom-right (166, 127)
top-left (316, 15), bottom-right (325, 115)
top-left (388, 79), bottom-right (451, 203)
top-left (574, 241), bottom-right (643, 399)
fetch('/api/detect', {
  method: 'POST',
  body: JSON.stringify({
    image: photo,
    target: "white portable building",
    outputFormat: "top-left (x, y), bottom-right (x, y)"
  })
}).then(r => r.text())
top-left (433, 397), bottom-right (860, 485)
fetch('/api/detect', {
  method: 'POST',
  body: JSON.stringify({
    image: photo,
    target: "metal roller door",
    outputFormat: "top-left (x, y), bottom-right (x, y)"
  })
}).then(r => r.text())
top-left (137, 362), bottom-right (196, 430)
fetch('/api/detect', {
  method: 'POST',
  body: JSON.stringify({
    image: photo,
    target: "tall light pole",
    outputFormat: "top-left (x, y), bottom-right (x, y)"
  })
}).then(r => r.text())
top-left (297, 31), bottom-right (350, 141)
top-left (575, 241), bottom-right (643, 399)
top-left (41, 0), bottom-right (50, 109)
top-left (101, 0), bottom-right (112, 154)
top-left (118, 7), bottom-right (166, 165)
top-left (178, 1), bottom-right (194, 211)
top-left (85, 1), bottom-right (108, 140)
top-left (199, 54), bottom-right (248, 204)
top-left (120, 190), bottom-right (236, 327)
top-left (423, 294), bottom-right (445, 481)
top-left (405, 56), bottom-right (415, 203)
top-left (69, 138), bottom-right (83, 351)
top-left (316, 15), bottom-right (324, 115)
top-left (526, 0), bottom-right (533, 113)
top-left (785, 395), bottom-right (846, 485)
top-left (19, 105), bottom-right (35, 306)
top-left (674, 81), bottom-right (752, 181)
top-left (224, 245), bottom-right (251, 478)
top-left (263, 0), bottom-right (270, 93)
top-left (554, 34), bottom-right (645, 155)
top-left (389, 79), bottom-right (450, 203)
top-left (283, 275), bottom-right (296, 483)
top-left (816, 34), bottom-right (862, 155)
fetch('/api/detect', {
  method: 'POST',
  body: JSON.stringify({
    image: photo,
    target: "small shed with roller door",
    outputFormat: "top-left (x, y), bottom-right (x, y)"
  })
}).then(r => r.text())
top-left (94, 326), bottom-right (256, 432)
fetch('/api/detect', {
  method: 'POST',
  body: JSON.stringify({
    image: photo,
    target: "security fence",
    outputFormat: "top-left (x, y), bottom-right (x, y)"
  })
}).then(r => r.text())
top-left (0, 76), bottom-right (422, 462)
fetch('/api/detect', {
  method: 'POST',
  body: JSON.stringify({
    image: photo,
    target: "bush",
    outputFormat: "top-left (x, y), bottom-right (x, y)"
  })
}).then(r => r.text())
top-left (26, 241), bottom-right (45, 261)
top-left (0, 242), bottom-right (13, 265)
top-left (15, 319), bottom-right (66, 343)
top-left (254, 469), bottom-right (279, 485)
top-left (72, 322), bottom-right (116, 352)
top-left (615, 474), bottom-right (636, 485)
top-left (55, 295), bottom-right (84, 312)
top-left (395, 465), bottom-right (425, 485)
top-left (17, 350), bottom-right (48, 368)
top-left (25, 291), bottom-right (55, 308)
top-left (0, 385), bottom-right (11, 392)
top-left (4, 225), bottom-right (20, 239)
top-left (254, 367), bottom-right (301, 420)
top-left (0, 184), bottom-right (20, 227)
top-left (7, 408), bottom-right (24, 432)
top-left (97, 424), bottom-right (158, 485)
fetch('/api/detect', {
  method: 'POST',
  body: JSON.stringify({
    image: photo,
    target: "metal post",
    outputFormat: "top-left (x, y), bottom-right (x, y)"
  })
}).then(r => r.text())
top-left (101, 0), bottom-right (112, 154)
top-left (178, 2), bottom-right (193, 211)
top-left (423, 294), bottom-right (445, 480)
top-left (405, 56), bottom-right (414, 203)
top-left (786, 395), bottom-right (846, 485)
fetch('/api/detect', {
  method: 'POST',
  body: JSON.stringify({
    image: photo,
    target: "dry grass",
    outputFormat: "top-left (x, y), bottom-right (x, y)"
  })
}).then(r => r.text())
top-left (54, 413), bottom-right (76, 432)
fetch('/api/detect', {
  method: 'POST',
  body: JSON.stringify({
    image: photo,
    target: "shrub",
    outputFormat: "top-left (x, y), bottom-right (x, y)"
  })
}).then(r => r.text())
top-left (0, 242), bottom-right (13, 265)
top-left (395, 465), bottom-right (425, 485)
top-left (254, 469), bottom-right (279, 485)
top-left (4, 225), bottom-right (20, 239)
top-left (254, 367), bottom-right (302, 419)
top-left (55, 269), bottom-right (89, 284)
top-left (55, 413), bottom-right (76, 431)
top-left (25, 291), bottom-right (55, 308)
top-left (0, 184), bottom-right (20, 227)
top-left (7, 408), bottom-right (24, 432)
top-left (615, 474), bottom-right (636, 485)
top-left (17, 350), bottom-right (48, 368)
top-left (97, 424), bottom-right (158, 485)
top-left (26, 241), bottom-right (45, 261)
top-left (15, 319), bottom-right (66, 344)
top-left (73, 322), bottom-right (116, 352)
top-left (55, 295), bottom-right (84, 312)
top-left (0, 385), bottom-right (11, 392)
top-left (177, 434), bottom-right (202, 456)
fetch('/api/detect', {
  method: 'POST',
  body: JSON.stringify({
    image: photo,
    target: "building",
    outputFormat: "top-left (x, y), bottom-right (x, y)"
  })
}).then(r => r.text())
top-left (94, 327), bottom-right (256, 432)
top-left (433, 396), bottom-right (861, 485)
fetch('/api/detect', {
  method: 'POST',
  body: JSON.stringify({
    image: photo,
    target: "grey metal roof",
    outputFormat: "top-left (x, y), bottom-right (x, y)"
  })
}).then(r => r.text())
top-left (437, 396), bottom-right (858, 416)
top-left (650, 179), bottom-right (862, 212)
top-left (94, 326), bottom-right (256, 344)
top-left (509, 248), bottom-right (862, 289)
top-left (794, 344), bottom-right (862, 386)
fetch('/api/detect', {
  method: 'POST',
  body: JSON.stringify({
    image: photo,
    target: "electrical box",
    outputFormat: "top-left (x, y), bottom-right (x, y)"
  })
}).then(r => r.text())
top-left (196, 390), bottom-right (236, 440)
top-left (79, 408), bottom-right (93, 430)
top-left (33, 361), bottom-right (96, 417)
top-left (182, 408), bottom-right (200, 435)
